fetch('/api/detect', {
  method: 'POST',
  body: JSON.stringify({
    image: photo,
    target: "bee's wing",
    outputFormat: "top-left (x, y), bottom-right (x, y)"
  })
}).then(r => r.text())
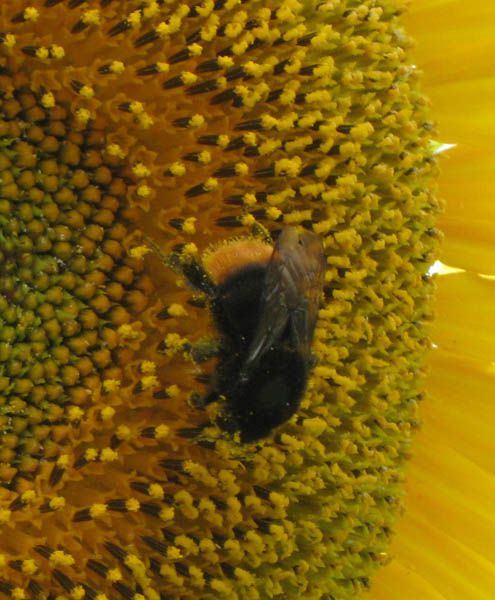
top-left (240, 227), bottom-right (325, 379)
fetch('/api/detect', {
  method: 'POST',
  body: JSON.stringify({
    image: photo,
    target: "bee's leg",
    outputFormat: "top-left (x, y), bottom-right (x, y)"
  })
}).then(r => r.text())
top-left (142, 233), bottom-right (217, 297)
top-left (189, 389), bottom-right (219, 409)
top-left (179, 258), bottom-right (217, 297)
top-left (184, 337), bottom-right (220, 364)
top-left (308, 351), bottom-right (319, 370)
top-left (250, 221), bottom-right (273, 243)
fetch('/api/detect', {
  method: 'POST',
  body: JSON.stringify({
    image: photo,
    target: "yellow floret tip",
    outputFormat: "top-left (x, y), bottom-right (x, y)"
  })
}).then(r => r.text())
top-left (67, 406), bottom-right (84, 421)
top-left (128, 11), bottom-right (142, 28)
top-left (189, 114), bottom-right (205, 127)
top-left (137, 184), bottom-right (151, 198)
top-left (118, 324), bottom-right (139, 340)
top-left (49, 551), bottom-right (75, 567)
top-left (103, 378), bottom-right (121, 392)
top-left (106, 569), bottom-right (122, 583)
top-left (100, 447), bottom-right (119, 462)
top-left (3, 34), bottom-right (16, 49)
top-left (84, 448), bottom-right (98, 461)
top-left (41, 92), bottom-right (55, 109)
top-left (21, 490), bottom-right (36, 503)
top-left (75, 108), bottom-right (91, 125)
top-left (129, 245), bottom-right (151, 259)
top-left (110, 60), bottom-right (125, 74)
top-left (36, 47), bottom-right (49, 59)
top-left (49, 496), bottom-right (66, 510)
top-left (70, 587), bottom-right (85, 600)
top-left (149, 484), bottom-right (164, 500)
top-left (204, 177), bottom-right (218, 191)
top-left (89, 503), bottom-right (107, 518)
top-left (50, 45), bottom-right (65, 58)
top-left (155, 424), bottom-right (170, 440)
top-left (126, 498), bottom-right (140, 512)
top-left (81, 9), bottom-right (101, 25)
top-left (141, 375), bottom-right (159, 390)
top-left (24, 7), bottom-right (39, 21)
top-left (160, 506), bottom-right (175, 522)
top-left (116, 425), bottom-right (132, 440)
top-left (181, 218), bottom-right (196, 235)
top-left (100, 406), bottom-right (115, 421)
top-left (21, 560), bottom-right (37, 575)
top-left (140, 360), bottom-right (156, 374)
top-left (168, 304), bottom-right (187, 317)
top-left (166, 384), bottom-right (180, 398)
top-left (170, 162), bottom-right (186, 176)
top-left (132, 163), bottom-right (151, 177)
top-left (106, 143), bottom-right (126, 158)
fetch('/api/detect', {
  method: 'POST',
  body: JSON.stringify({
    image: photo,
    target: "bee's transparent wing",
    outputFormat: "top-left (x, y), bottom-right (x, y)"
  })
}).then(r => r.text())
top-left (240, 227), bottom-right (325, 380)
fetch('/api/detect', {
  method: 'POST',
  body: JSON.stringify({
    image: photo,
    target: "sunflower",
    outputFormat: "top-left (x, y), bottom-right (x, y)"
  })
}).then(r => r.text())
top-left (0, 1), bottom-right (447, 599)
top-left (369, 1), bottom-right (495, 598)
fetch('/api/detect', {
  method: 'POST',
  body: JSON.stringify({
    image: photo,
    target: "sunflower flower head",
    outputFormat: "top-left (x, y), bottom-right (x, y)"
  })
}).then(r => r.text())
top-left (0, 1), bottom-right (439, 598)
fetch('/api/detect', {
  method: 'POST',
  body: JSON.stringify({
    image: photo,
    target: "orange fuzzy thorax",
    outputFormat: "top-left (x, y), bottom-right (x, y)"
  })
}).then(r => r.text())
top-left (203, 239), bottom-right (273, 284)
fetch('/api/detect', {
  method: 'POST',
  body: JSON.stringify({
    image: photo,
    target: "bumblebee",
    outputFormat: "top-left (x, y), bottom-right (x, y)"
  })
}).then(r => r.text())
top-left (153, 226), bottom-right (325, 442)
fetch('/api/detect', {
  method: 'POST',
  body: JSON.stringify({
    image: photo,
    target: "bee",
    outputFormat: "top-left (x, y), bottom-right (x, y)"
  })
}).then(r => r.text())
top-left (151, 226), bottom-right (325, 442)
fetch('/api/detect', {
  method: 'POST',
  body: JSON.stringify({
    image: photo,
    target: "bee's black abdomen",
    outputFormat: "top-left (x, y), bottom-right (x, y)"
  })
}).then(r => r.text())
top-left (226, 349), bottom-right (308, 442)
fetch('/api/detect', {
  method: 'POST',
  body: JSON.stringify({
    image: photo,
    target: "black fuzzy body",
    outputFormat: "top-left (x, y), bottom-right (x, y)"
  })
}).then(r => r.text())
top-left (211, 265), bottom-right (308, 442)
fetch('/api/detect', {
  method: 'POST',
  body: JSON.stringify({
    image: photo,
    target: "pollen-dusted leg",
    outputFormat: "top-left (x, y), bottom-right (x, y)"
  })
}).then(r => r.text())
top-left (183, 337), bottom-right (220, 364)
top-left (142, 232), bottom-right (217, 297)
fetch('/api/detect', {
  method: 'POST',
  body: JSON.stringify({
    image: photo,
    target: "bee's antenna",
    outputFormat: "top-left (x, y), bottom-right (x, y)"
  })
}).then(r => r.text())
top-left (140, 233), bottom-right (170, 267)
